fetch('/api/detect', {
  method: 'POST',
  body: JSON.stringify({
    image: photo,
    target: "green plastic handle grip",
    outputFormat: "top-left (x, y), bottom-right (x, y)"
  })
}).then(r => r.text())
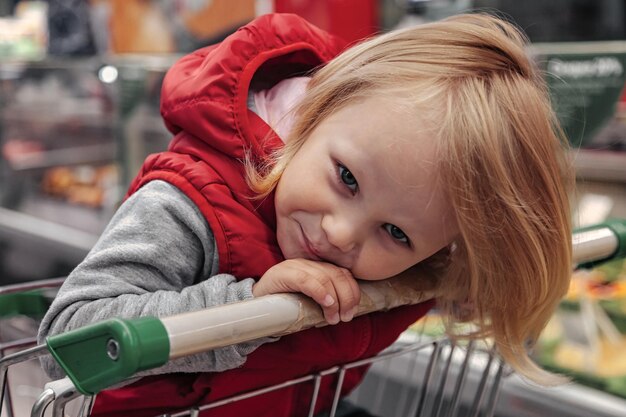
top-left (46, 316), bottom-right (169, 395)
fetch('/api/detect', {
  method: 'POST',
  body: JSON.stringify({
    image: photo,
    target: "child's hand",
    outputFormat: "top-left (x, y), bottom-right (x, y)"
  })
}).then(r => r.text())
top-left (253, 259), bottom-right (361, 325)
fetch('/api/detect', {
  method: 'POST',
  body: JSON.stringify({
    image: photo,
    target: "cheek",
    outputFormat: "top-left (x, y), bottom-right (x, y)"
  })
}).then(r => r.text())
top-left (275, 179), bottom-right (303, 217)
top-left (278, 173), bottom-right (327, 213)
top-left (275, 167), bottom-right (301, 214)
top-left (274, 178), bottom-right (288, 215)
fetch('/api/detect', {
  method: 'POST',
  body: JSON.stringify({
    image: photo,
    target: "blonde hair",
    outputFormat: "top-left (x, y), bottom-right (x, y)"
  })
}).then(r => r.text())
top-left (247, 13), bottom-right (573, 385)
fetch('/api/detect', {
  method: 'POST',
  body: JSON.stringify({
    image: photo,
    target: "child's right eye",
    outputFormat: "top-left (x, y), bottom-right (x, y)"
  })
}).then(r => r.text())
top-left (338, 164), bottom-right (358, 193)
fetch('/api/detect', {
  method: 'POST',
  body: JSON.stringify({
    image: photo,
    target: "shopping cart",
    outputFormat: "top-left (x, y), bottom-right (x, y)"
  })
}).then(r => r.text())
top-left (1, 220), bottom-right (625, 417)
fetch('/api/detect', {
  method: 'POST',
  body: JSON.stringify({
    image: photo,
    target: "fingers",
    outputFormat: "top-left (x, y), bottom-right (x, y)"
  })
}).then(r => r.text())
top-left (298, 275), bottom-right (342, 324)
top-left (328, 267), bottom-right (361, 323)
top-left (255, 259), bottom-right (362, 325)
top-left (286, 262), bottom-right (358, 325)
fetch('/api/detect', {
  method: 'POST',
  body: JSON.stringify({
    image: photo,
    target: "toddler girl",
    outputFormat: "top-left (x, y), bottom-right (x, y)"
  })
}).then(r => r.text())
top-left (39, 12), bottom-right (572, 417)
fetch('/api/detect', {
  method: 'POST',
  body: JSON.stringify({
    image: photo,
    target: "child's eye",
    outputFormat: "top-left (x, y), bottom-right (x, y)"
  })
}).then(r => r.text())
top-left (384, 223), bottom-right (410, 245)
top-left (338, 164), bottom-right (358, 192)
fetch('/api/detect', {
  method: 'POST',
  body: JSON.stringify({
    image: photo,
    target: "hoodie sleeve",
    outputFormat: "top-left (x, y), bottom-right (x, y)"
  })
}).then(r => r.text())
top-left (37, 180), bottom-right (277, 379)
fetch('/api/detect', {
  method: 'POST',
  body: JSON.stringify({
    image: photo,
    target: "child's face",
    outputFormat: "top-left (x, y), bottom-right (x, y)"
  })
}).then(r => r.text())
top-left (274, 97), bottom-right (458, 280)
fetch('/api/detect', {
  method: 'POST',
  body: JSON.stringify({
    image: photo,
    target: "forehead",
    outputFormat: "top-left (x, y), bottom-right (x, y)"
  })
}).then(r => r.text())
top-left (319, 96), bottom-right (439, 187)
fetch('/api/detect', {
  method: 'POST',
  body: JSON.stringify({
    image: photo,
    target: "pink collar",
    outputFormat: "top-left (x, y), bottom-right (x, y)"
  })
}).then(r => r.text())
top-left (251, 77), bottom-right (310, 142)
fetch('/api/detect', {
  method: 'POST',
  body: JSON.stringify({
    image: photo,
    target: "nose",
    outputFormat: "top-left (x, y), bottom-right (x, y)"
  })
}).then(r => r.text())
top-left (321, 212), bottom-right (361, 253)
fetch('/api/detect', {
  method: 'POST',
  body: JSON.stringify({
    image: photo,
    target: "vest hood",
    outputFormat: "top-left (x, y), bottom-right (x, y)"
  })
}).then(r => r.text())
top-left (160, 13), bottom-right (346, 161)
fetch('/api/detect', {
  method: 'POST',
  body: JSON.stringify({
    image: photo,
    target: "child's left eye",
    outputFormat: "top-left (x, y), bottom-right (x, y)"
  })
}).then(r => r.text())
top-left (384, 224), bottom-right (409, 245)
top-left (338, 164), bottom-right (358, 192)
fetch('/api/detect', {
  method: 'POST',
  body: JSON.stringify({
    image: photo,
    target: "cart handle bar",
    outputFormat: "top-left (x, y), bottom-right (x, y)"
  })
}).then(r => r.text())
top-left (46, 219), bottom-right (626, 395)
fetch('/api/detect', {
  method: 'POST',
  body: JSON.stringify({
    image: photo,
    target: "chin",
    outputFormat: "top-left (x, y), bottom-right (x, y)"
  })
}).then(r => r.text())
top-left (352, 268), bottom-right (399, 281)
top-left (351, 271), bottom-right (386, 281)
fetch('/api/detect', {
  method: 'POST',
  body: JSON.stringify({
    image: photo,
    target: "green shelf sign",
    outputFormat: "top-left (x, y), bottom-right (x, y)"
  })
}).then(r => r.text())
top-left (534, 42), bottom-right (626, 148)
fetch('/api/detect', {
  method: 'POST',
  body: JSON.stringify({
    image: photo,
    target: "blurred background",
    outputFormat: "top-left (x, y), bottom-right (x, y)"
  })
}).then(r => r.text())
top-left (1, 1), bottom-right (626, 416)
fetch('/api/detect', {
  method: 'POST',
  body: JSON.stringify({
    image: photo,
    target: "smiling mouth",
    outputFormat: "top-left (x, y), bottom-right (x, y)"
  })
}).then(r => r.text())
top-left (298, 224), bottom-right (322, 261)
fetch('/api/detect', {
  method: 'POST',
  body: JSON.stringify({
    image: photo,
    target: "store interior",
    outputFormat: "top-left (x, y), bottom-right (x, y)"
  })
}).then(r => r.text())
top-left (2, 1), bottom-right (626, 416)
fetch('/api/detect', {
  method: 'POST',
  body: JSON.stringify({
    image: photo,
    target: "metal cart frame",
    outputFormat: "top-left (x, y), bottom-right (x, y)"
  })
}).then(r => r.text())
top-left (1, 220), bottom-right (625, 417)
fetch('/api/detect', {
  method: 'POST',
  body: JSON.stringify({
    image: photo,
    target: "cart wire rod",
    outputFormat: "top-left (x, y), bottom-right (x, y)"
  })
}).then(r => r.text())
top-left (78, 395), bottom-right (95, 417)
top-left (370, 355), bottom-right (391, 412)
top-left (446, 340), bottom-right (475, 417)
top-left (0, 335), bottom-right (39, 417)
top-left (28, 378), bottom-right (90, 417)
top-left (0, 338), bottom-right (38, 356)
top-left (342, 339), bottom-right (440, 371)
top-left (328, 367), bottom-right (347, 417)
top-left (0, 277), bottom-right (65, 296)
top-left (169, 371), bottom-right (318, 416)
top-left (411, 342), bottom-right (443, 417)
top-left (481, 358), bottom-right (506, 417)
top-left (468, 345), bottom-right (498, 417)
top-left (0, 368), bottom-right (11, 417)
top-left (0, 344), bottom-right (49, 415)
top-left (44, 378), bottom-right (83, 417)
top-left (393, 347), bottom-right (420, 417)
top-left (433, 342), bottom-right (456, 417)
top-left (30, 388), bottom-right (55, 417)
top-left (307, 374), bottom-right (323, 417)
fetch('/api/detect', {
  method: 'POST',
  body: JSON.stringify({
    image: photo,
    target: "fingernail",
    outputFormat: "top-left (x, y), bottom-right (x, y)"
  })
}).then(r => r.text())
top-left (341, 310), bottom-right (354, 323)
top-left (328, 313), bottom-right (340, 325)
top-left (323, 295), bottom-right (335, 307)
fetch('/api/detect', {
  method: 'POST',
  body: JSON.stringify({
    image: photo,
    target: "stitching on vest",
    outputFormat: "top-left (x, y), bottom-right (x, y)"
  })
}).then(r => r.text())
top-left (163, 96), bottom-right (234, 121)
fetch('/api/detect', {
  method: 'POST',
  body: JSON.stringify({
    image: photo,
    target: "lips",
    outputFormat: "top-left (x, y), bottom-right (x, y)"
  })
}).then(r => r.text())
top-left (296, 221), bottom-right (352, 269)
top-left (298, 223), bottom-right (322, 261)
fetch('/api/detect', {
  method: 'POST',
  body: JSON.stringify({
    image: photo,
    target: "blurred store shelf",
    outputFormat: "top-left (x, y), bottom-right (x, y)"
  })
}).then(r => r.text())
top-left (0, 207), bottom-right (99, 253)
top-left (0, 56), bottom-right (173, 283)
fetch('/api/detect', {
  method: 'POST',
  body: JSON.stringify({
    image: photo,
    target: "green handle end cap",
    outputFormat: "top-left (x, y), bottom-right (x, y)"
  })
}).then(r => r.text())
top-left (46, 317), bottom-right (169, 395)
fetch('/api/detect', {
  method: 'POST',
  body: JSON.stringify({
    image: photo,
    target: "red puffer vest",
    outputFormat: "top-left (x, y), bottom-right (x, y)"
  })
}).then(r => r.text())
top-left (91, 14), bottom-right (434, 417)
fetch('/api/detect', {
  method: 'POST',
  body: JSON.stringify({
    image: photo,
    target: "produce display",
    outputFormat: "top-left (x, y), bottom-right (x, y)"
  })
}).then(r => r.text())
top-left (41, 164), bottom-right (118, 208)
top-left (536, 258), bottom-right (626, 397)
